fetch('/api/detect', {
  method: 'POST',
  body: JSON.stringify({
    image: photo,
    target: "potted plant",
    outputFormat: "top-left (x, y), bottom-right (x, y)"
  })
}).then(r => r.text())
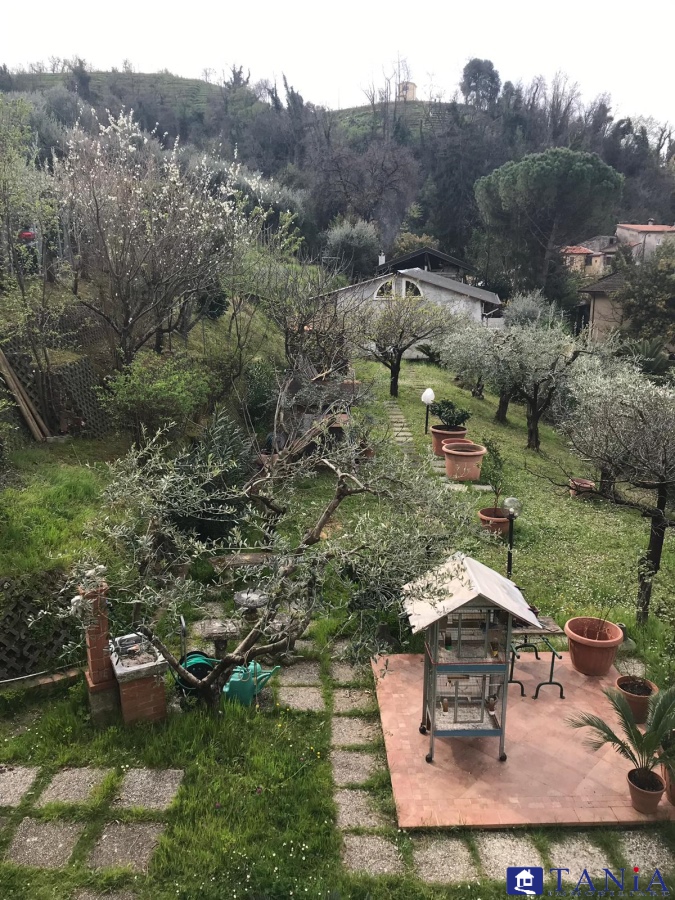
top-left (564, 612), bottom-right (624, 677)
top-left (443, 441), bottom-right (488, 481)
top-left (429, 400), bottom-right (471, 456)
top-left (476, 439), bottom-right (509, 535)
top-left (661, 729), bottom-right (675, 806)
top-left (569, 685), bottom-right (675, 814)
top-left (616, 673), bottom-right (660, 724)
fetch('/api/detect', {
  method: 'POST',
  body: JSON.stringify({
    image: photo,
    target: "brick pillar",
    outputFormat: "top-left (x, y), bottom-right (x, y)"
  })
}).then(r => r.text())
top-left (82, 582), bottom-right (120, 724)
top-left (118, 673), bottom-right (167, 725)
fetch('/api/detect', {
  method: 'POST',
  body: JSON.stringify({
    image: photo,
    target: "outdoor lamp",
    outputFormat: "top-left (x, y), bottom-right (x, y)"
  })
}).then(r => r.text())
top-left (421, 388), bottom-right (435, 434)
top-left (504, 496), bottom-right (522, 580)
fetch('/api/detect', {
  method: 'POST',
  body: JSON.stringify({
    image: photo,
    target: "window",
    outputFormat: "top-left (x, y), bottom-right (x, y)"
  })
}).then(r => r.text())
top-left (584, 255), bottom-right (593, 266)
top-left (375, 280), bottom-right (393, 298)
top-left (405, 280), bottom-right (421, 296)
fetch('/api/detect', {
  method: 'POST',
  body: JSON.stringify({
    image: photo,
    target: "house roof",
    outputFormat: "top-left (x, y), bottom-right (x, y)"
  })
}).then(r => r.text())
top-left (377, 246), bottom-right (474, 275)
top-left (402, 553), bottom-right (541, 634)
top-left (579, 271), bottom-right (625, 294)
top-left (561, 245), bottom-right (593, 255)
top-left (617, 223), bottom-right (675, 233)
top-left (399, 268), bottom-right (502, 306)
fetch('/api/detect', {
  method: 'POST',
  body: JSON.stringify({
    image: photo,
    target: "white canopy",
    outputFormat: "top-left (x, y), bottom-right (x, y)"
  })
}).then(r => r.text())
top-left (403, 553), bottom-right (541, 634)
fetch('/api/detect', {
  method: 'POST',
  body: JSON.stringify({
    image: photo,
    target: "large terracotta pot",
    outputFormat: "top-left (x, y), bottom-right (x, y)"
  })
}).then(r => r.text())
top-left (616, 675), bottom-right (659, 725)
top-left (478, 507), bottom-right (510, 536)
top-left (564, 616), bottom-right (623, 676)
top-left (663, 763), bottom-right (675, 806)
top-left (627, 769), bottom-right (665, 814)
top-left (570, 477), bottom-right (596, 499)
top-left (431, 425), bottom-right (467, 456)
top-left (443, 442), bottom-right (487, 481)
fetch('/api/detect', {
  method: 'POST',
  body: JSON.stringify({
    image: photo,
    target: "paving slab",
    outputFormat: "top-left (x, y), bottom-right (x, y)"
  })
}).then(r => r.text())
top-left (7, 818), bottom-right (83, 868)
top-left (475, 832), bottom-right (544, 881)
top-left (277, 660), bottom-right (321, 685)
top-left (113, 768), bottom-right (183, 811)
top-left (74, 892), bottom-right (137, 900)
top-left (278, 686), bottom-right (325, 711)
top-left (342, 834), bottom-right (403, 875)
top-left (37, 767), bottom-right (112, 807)
top-left (293, 639), bottom-right (316, 654)
top-left (332, 750), bottom-right (379, 786)
top-left (548, 834), bottom-right (611, 882)
top-left (335, 788), bottom-right (384, 828)
top-left (331, 716), bottom-right (379, 747)
top-left (0, 765), bottom-right (39, 807)
top-left (333, 688), bottom-right (375, 713)
top-left (89, 823), bottom-right (165, 872)
top-left (618, 831), bottom-right (673, 874)
top-left (331, 662), bottom-right (362, 684)
top-left (413, 835), bottom-right (478, 884)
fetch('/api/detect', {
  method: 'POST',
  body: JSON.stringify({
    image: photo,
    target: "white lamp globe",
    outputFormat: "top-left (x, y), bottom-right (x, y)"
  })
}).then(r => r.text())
top-left (421, 388), bottom-right (435, 405)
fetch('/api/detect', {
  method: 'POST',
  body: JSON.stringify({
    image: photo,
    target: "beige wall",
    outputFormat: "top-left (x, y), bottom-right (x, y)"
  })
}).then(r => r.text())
top-left (589, 294), bottom-right (625, 340)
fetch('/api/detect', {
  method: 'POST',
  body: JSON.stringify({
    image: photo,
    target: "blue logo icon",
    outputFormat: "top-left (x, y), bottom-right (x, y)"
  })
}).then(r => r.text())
top-left (506, 867), bottom-right (544, 895)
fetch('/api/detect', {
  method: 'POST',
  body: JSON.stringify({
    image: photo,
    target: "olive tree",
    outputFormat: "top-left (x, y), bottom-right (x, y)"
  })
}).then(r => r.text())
top-left (562, 366), bottom-right (675, 624)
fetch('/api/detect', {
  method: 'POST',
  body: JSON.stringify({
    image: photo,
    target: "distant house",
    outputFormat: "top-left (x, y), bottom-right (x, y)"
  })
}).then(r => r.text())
top-left (577, 271), bottom-right (626, 339)
top-left (377, 247), bottom-right (473, 283)
top-left (563, 222), bottom-right (675, 277)
top-left (615, 221), bottom-right (675, 260)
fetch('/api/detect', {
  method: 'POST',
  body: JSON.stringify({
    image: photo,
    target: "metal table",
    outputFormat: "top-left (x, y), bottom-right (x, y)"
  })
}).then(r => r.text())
top-left (509, 615), bottom-right (565, 699)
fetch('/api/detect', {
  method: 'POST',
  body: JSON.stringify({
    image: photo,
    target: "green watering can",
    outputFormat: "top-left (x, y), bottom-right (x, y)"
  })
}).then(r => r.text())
top-left (222, 661), bottom-right (280, 707)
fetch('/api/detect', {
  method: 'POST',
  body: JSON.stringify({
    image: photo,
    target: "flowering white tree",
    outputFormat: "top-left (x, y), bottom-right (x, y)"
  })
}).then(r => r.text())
top-left (56, 111), bottom-right (261, 364)
top-left (563, 366), bottom-right (675, 624)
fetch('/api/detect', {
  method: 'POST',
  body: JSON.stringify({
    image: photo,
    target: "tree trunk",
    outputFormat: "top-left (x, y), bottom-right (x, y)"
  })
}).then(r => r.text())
top-left (636, 484), bottom-right (668, 625)
top-left (599, 468), bottom-right (615, 500)
top-left (495, 390), bottom-right (511, 424)
top-left (389, 356), bottom-right (402, 398)
top-left (525, 397), bottom-right (541, 450)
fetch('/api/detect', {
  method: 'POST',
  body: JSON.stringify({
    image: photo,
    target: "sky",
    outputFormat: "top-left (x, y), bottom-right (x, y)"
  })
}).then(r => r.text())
top-left (1, 0), bottom-right (673, 124)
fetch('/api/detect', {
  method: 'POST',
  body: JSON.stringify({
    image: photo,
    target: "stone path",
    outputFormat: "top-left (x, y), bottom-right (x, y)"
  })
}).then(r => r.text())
top-left (278, 686), bottom-right (325, 711)
top-left (1, 764), bottom-right (182, 876)
top-left (382, 400), bottom-right (417, 457)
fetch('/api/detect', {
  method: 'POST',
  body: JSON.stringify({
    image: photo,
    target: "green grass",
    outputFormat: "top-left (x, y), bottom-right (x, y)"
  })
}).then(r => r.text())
top-left (357, 359), bottom-right (675, 687)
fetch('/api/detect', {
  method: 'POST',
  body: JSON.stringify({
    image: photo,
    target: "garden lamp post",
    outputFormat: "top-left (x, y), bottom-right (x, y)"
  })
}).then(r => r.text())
top-left (504, 496), bottom-right (522, 580)
top-left (421, 388), bottom-right (435, 434)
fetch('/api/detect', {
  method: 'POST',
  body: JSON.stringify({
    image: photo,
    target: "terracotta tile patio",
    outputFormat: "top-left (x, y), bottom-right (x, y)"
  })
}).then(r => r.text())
top-left (373, 653), bottom-right (675, 829)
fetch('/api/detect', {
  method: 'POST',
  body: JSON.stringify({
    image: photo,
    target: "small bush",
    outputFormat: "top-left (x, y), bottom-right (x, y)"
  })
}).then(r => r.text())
top-left (428, 399), bottom-right (471, 428)
top-left (244, 359), bottom-right (278, 426)
top-left (101, 352), bottom-right (213, 441)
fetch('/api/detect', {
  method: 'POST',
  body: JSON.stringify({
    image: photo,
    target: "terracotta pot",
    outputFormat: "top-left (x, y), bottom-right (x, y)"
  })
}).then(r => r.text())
top-left (431, 425), bottom-right (467, 456)
top-left (662, 763), bottom-right (675, 806)
top-left (441, 437), bottom-right (473, 448)
top-left (478, 507), bottom-right (510, 536)
top-left (570, 477), bottom-right (596, 498)
top-left (616, 675), bottom-right (659, 724)
top-left (564, 616), bottom-right (623, 676)
top-left (443, 442), bottom-right (487, 481)
top-left (627, 769), bottom-right (665, 814)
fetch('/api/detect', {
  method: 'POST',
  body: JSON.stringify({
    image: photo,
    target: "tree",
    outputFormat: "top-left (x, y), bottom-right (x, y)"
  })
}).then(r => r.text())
top-left (354, 288), bottom-right (451, 397)
top-left (323, 218), bottom-right (379, 278)
top-left (69, 400), bottom-right (469, 709)
top-left (562, 365), bottom-right (675, 624)
top-left (475, 148), bottom-right (623, 292)
top-left (615, 242), bottom-right (675, 344)
top-left (55, 111), bottom-right (260, 365)
top-left (460, 59), bottom-right (501, 109)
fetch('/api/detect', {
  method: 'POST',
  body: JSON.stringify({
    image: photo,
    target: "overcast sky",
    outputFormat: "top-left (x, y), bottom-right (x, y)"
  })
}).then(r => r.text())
top-left (2, 0), bottom-right (673, 124)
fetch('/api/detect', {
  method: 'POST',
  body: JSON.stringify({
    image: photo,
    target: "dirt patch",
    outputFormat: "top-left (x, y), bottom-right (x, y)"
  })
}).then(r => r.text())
top-left (475, 832), bottom-right (543, 881)
top-left (413, 836), bottom-right (478, 883)
top-left (342, 834), bottom-right (403, 875)
top-left (7, 818), bottom-right (83, 868)
top-left (331, 750), bottom-right (379, 786)
top-left (333, 689), bottom-right (374, 714)
top-left (331, 717), bottom-right (379, 747)
top-left (278, 687), bottom-right (325, 712)
top-left (37, 767), bottom-right (111, 806)
top-left (278, 660), bottom-right (321, 686)
top-left (334, 789), bottom-right (384, 829)
top-left (0, 765), bottom-right (39, 806)
top-left (88, 823), bottom-right (165, 872)
top-left (113, 768), bottom-right (184, 811)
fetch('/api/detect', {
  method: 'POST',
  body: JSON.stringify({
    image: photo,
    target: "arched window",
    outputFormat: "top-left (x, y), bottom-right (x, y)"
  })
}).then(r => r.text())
top-left (405, 280), bottom-right (422, 296)
top-left (376, 280), bottom-right (393, 298)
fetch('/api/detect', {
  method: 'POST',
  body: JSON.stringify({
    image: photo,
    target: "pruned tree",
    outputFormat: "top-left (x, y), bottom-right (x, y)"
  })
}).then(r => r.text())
top-left (562, 365), bottom-right (675, 624)
top-left (353, 288), bottom-right (451, 397)
top-left (55, 110), bottom-right (261, 365)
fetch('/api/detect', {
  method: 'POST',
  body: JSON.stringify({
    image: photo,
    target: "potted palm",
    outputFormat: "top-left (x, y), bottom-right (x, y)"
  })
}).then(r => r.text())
top-left (615, 673), bottom-right (660, 725)
top-left (662, 729), bottom-right (675, 806)
top-left (477, 439), bottom-right (509, 535)
top-left (429, 400), bottom-right (471, 456)
top-left (569, 685), bottom-right (675, 814)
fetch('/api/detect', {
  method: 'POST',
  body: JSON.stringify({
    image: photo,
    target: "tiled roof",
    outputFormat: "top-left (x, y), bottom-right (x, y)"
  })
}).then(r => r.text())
top-left (579, 271), bottom-right (625, 294)
top-left (561, 245), bottom-right (593, 254)
top-left (617, 223), bottom-right (675, 233)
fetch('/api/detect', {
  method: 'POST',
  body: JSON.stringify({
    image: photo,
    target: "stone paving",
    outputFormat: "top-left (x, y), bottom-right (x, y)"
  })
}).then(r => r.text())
top-left (331, 750), bottom-right (380, 786)
top-left (37, 767), bottom-right (111, 806)
top-left (331, 662), bottom-right (361, 684)
top-left (331, 716), bottom-right (379, 747)
top-left (334, 789), bottom-right (384, 829)
top-left (74, 892), bottom-right (137, 900)
top-left (277, 660), bottom-right (322, 685)
top-left (278, 686), bottom-right (325, 711)
top-left (413, 835), bottom-right (479, 884)
top-left (113, 768), bottom-right (184, 811)
top-left (0, 765), bottom-right (39, 806)
top-left (342, 834), bottom-right (404, 875)
top-left (8, 819), bottom-right (84, 868)
top-left (333, 688), bottom-right (375, 713)
top-left (89, 823), bottom-right (165, 872)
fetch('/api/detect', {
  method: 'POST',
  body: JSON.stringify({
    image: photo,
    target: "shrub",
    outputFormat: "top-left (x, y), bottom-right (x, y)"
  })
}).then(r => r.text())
top-left (101, 352), bottom-right (213, 441)
top-left (244, 360), bottom-right (278, 426)
top-left (428, 399), bottom-right (471, 428)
